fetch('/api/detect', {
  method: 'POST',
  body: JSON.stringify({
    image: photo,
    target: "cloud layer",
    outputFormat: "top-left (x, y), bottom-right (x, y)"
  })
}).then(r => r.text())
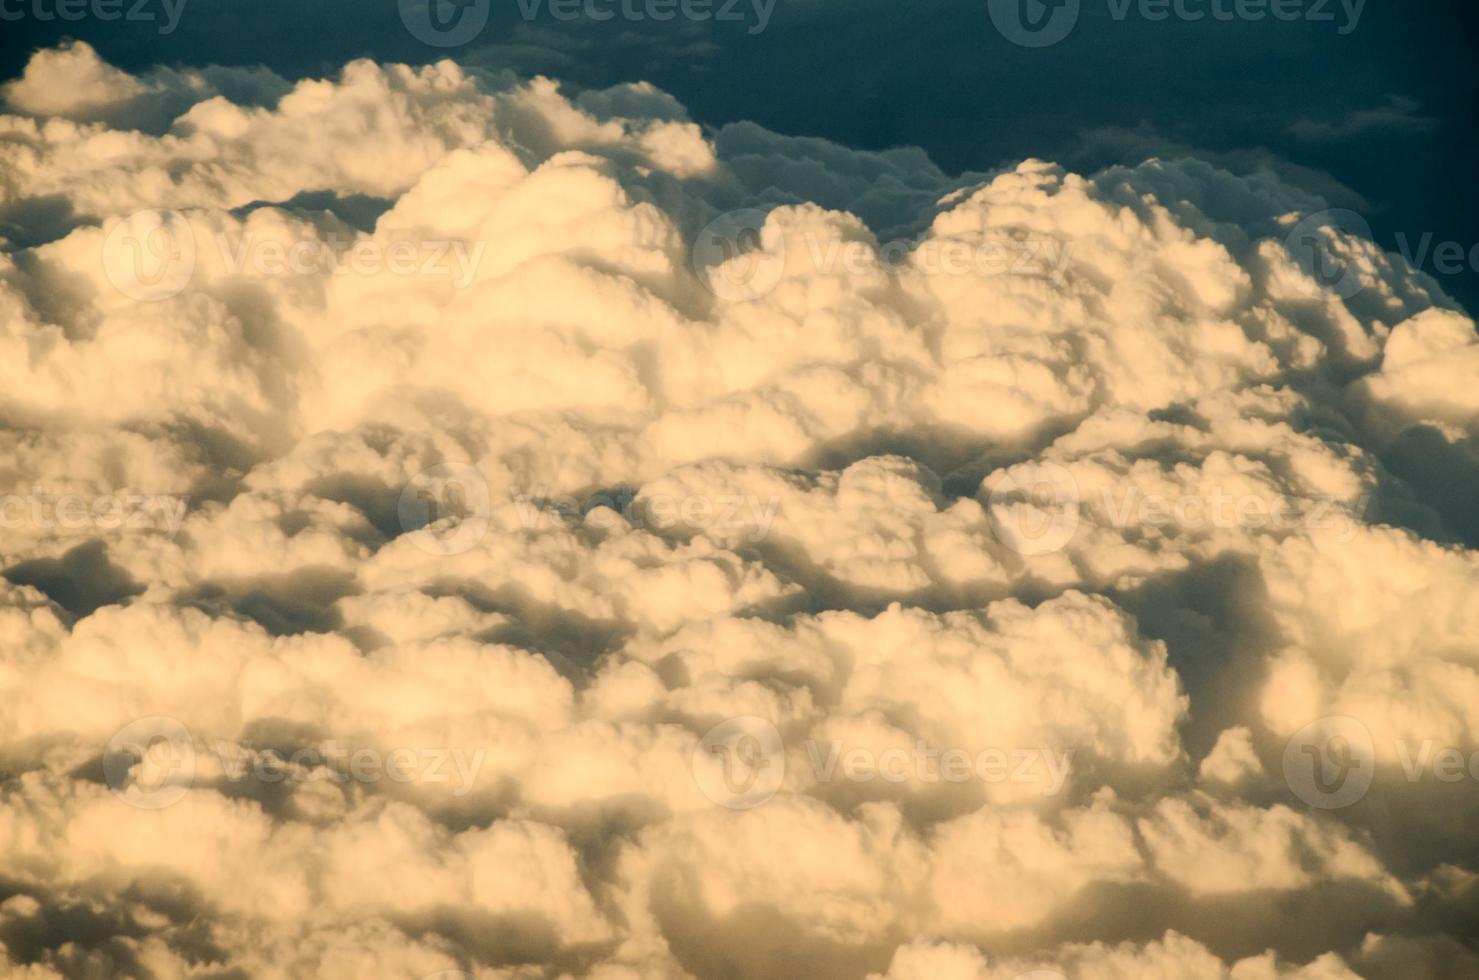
top-left (1, 40), bottom-right (1477, 980)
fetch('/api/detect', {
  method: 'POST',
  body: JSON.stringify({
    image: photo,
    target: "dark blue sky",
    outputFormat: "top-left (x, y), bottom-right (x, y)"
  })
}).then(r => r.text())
top-left (4, 0), bottom-right (1476, 308)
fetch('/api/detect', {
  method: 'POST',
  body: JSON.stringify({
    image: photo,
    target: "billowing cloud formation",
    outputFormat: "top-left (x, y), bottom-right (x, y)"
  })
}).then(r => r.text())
top-left (2, 41), bottom-right (1477, 980)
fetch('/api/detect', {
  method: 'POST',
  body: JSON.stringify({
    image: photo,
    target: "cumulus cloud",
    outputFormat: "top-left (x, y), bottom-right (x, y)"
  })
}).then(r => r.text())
top-left (1, 42), bottom-right (1477, 980)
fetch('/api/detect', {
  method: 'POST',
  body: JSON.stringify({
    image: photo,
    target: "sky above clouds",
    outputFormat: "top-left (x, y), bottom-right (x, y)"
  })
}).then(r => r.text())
top-left (1, 4), bottom-right (1478, 980)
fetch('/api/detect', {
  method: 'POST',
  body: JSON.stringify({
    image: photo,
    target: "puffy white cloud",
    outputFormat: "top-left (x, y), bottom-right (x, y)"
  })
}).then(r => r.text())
top-left (1352, 307), bottom-right (1479, 441)
top-left (1, 41), bottom-right (149, 120)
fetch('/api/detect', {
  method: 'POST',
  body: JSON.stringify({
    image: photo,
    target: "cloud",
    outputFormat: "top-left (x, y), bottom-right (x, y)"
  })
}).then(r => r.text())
top-left (0, 41), bottom-right (150, 120)
top-left (1, 42), bottom-right (1477, 980)
top-left (871, 931), bottom-right (1364, 979)
top-left (1287, 97), bottom-right (1442, 144)
top-left (1, 40), bottom-right (291, 135)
